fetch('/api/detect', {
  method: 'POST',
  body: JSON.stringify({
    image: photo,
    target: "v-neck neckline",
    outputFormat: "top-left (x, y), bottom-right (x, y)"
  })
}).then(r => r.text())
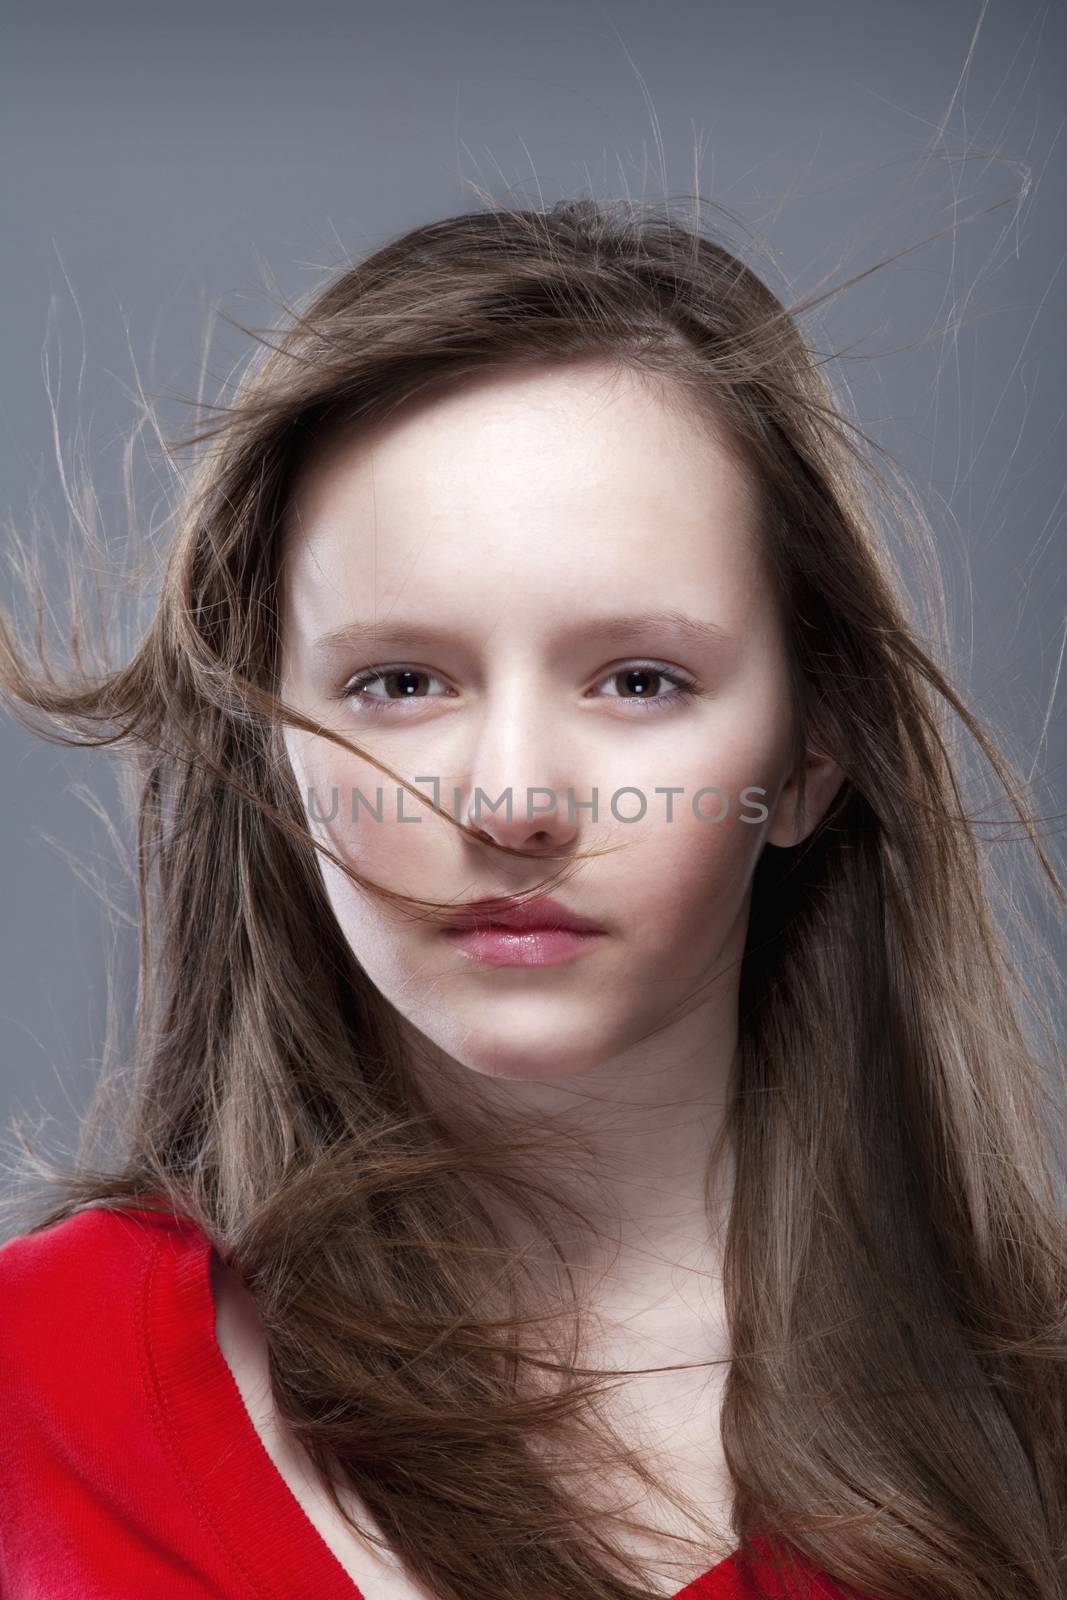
top-left (137, 1208), bottom-right (742, 1600)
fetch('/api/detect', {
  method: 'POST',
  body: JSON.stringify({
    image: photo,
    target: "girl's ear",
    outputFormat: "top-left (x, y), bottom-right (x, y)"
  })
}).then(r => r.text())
top-left (765, 743), bottom-right (845, 849)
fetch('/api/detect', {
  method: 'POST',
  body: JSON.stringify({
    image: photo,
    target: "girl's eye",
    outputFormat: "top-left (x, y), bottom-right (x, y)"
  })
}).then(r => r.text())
top-left (338, 667), bottom-right (450, 712)
top-left (335, 663), bottom-right (699, 716)
top-left (590, 664), bottom-right (700, 713)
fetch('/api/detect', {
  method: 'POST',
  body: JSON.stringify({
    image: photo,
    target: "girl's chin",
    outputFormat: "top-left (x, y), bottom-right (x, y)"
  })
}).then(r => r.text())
top-left (441, 1046), bottom-right (609, 1084)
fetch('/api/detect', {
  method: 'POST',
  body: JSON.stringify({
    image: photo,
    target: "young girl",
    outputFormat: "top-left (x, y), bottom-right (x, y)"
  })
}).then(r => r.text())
top-left (0, 196), bottom-right (1063, 1600)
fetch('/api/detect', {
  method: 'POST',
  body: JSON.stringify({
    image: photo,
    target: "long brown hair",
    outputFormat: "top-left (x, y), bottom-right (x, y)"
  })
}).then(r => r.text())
top-left (1, 192), bottom-right (1064, 1600)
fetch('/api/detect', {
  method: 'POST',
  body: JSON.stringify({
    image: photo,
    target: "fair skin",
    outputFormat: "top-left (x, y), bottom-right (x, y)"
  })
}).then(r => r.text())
top-left (212, 358), bottom-right (843, 1597)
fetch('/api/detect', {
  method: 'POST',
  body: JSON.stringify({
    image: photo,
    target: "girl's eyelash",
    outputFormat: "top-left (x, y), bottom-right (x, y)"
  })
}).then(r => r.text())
top-left (594, 663), bottom-right (700, 713)
top-left (334, 662), bottom-right (700, 716)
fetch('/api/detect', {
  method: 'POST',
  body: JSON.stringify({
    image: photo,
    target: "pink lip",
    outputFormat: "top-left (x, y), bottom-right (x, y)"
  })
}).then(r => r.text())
top-left (442, 894), bottom-right (605, 936)
top-left (442, 926), bottom-right (605, 968)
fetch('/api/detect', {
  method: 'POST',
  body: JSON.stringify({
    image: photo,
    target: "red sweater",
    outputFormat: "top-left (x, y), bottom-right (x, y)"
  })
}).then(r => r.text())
top-left (0, 1205), bottom-right (858, 1599)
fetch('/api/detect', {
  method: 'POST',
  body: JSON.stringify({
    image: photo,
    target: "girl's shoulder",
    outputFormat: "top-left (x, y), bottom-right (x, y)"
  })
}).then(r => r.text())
top-left (0, 1203), bottom-right (227, 1596)
top-left (0, 1202), bottom-right (203, 1424)
top-left (0, 1199), bottom-right (198, 1301)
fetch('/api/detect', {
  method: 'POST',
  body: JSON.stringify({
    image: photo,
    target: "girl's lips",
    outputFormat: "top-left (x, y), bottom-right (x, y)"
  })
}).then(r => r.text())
top-left (441, 925), bottom-right (606, 968)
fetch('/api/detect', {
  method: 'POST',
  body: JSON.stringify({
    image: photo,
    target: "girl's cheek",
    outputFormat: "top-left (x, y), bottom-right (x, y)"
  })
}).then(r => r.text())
top-left (637, 804), bottom-right (768, 938)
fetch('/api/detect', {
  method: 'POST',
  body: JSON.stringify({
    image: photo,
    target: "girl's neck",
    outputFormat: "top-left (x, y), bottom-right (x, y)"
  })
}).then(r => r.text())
top-left (398, 999), bottom-right (739, 1299)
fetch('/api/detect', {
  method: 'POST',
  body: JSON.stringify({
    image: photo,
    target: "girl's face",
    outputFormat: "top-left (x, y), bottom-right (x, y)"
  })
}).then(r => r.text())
top-left (279, 360), bottom-right (838, 1083)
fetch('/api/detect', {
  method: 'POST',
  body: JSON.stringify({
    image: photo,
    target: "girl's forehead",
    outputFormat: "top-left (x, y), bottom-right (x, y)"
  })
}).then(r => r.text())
top-left (287, 361), bottom-right (758, 533)
top-left (280, 502), bottom-right (766, 653)
top-left (281, 371), bottom-right (764, 617)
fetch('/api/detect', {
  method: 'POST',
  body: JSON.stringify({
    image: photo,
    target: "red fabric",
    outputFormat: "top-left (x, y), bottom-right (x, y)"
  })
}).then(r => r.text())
top-left (0, 1205), bottom-right (857, 1599)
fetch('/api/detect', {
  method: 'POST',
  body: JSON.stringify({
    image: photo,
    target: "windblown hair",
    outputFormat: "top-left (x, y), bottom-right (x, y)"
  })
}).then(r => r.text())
top-left (1, 193), bottom-right (1064, 1600)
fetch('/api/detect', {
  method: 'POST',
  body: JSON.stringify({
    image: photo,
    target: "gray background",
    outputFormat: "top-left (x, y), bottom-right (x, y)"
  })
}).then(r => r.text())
top-left (2, 0), bottom-right (1064, 1235)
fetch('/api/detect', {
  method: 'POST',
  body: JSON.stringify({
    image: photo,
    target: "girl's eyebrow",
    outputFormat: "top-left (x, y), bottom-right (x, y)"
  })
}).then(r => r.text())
top-left (310, 609), bottom-right (735, 655)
